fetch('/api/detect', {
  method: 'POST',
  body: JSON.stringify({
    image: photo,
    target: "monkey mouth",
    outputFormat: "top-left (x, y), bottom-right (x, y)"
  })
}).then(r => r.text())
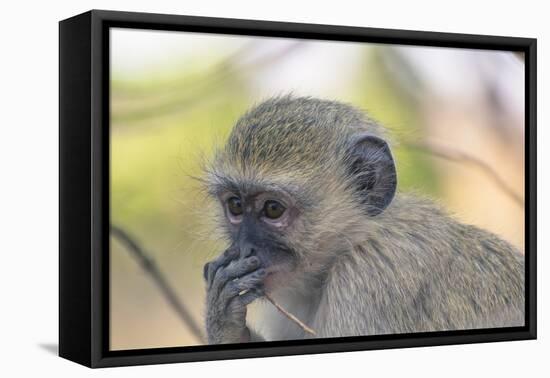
top-left (263, 262), bottom-right (293, 276)
top-left (261, 265), bottom-right (294, 293)
top-left (262, 267), bottom-right (277, 283)
top-left (262, 273), bottom-right (277, 293)
top-left (252, 247), bottom-right (296, 292)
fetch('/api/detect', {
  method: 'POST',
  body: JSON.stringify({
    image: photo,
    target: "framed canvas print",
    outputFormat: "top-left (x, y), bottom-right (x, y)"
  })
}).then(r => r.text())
top-left (59, 10), bottom-right (536, 368)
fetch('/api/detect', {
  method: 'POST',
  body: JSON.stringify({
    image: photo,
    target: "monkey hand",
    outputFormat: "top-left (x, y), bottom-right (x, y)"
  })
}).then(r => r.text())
top-left (203, 247), bottom-right (266, 344)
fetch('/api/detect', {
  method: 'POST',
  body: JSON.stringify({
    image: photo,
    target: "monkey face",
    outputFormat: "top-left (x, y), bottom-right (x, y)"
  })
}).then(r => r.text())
top-left (205, 97), bottom-right (400, 289)
top-left (217, 187), bottom-right (300, 292)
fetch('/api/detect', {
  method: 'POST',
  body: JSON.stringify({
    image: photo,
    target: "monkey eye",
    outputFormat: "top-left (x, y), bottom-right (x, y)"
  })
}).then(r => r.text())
top-left (264, 200), bottom-right (286, 219)
top-left (227, 196), bottom-right (243, 216)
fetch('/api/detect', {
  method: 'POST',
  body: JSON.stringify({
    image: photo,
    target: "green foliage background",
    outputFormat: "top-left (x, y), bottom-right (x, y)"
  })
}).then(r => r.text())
top-left (109, 45), bottom-right (440, 350)
top-left (109, 39), bottom-right (524, 350)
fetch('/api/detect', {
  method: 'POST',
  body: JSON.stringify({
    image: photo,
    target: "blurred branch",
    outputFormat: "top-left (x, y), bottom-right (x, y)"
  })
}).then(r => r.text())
top-left (113, 41), bottom-right (261, 98)
top-left (110, 224), bottom-right (206, 344)
top-left (113, 41), bottom-right (304, 123)
top-left (377, 47), bottom-right (426, 106)
top-left (404, 141), bottom-right (524, 207)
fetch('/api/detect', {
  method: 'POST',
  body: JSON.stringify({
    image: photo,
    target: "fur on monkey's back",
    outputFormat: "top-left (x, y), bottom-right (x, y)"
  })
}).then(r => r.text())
top-left (314, 194), bottom-right (525, 336)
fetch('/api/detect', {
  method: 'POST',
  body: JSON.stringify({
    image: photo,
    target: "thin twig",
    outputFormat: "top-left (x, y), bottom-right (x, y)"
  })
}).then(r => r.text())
top-left (264, 293), bottom-right (317, 336)
top-left (404, 141), bottom-right (524, 207)
top-left (110, 225), bottom-right (206, 343)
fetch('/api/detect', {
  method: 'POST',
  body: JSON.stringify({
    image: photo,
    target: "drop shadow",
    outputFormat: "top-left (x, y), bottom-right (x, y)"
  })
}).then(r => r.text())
top-left (38, 343), bottom-right (59, 356)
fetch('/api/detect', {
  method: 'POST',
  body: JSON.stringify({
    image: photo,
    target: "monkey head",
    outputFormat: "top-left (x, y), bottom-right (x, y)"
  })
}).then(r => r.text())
top-left (204, 96), bottom-right (397, 291)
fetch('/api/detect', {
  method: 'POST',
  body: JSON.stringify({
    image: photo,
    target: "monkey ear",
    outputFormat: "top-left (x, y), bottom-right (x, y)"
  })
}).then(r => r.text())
top-left (347, 134), bottom-right (397, 216)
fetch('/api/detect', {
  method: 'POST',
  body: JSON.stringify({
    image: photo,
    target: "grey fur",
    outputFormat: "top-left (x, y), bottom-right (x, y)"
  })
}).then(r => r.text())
top-left (203, 95), bottom-right (524, 344)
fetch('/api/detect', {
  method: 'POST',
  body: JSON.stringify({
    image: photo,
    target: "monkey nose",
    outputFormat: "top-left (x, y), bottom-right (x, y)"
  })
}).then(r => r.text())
top-left (239, 242), bottom-right (256, 258)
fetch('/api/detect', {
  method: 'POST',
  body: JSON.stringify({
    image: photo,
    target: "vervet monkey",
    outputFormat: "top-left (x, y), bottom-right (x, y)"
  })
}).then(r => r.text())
top-left (202, 96), bottom-right (524, 344)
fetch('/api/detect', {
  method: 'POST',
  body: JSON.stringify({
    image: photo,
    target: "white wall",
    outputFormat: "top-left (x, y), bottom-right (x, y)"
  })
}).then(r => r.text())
top-left (0, 0), bottom-right (546, 376)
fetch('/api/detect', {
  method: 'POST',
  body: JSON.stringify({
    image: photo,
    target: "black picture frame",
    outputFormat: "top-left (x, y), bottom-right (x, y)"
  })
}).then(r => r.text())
top-left (59, 9), bottom-right (537, 368)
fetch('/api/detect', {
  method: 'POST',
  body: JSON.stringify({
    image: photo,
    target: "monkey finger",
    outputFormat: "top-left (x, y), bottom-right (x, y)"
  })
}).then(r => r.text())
top-left (223, 256), bottom-right (262, 281)
top-left (211, 257), bottom-right (262, 296)
top-left (205, 247), bottom-right (240, 286)
top-left (220, 269), bottom-right (267, 304)
top-left (203, 262), bottom-right (211, 283)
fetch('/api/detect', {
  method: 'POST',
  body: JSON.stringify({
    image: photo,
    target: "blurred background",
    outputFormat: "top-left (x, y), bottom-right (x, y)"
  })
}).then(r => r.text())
top-left (109, 28), bottom-right (525, 351)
